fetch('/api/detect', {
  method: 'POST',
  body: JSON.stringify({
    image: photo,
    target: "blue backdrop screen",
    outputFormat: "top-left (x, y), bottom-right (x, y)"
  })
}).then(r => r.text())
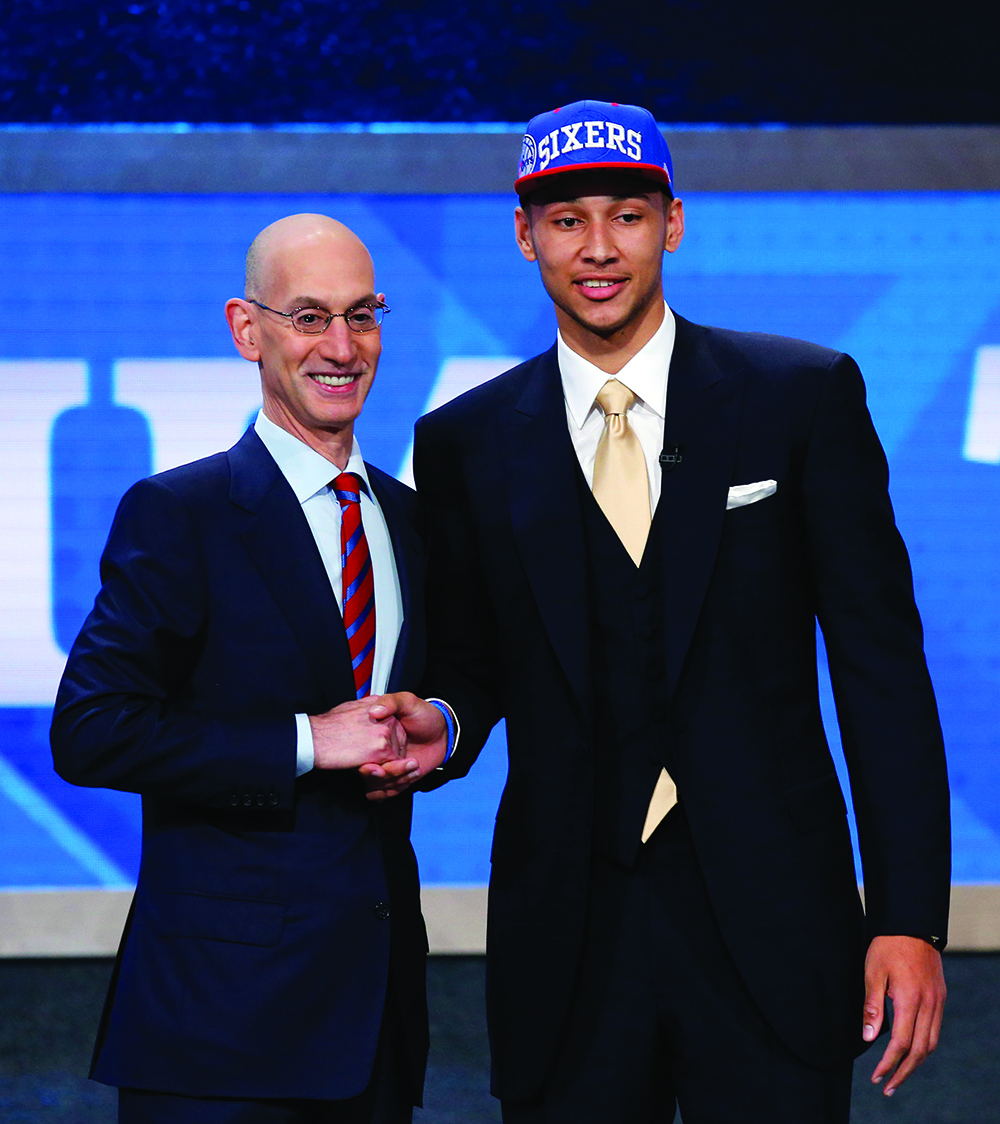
top-left (0, 192), bottom-right (997, 888)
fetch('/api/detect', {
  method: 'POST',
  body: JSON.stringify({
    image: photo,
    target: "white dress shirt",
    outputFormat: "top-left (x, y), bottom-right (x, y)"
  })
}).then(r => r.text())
top-left (254, 411), bottom-right (403, 775)
top-left (558, 302), bottom-right (676, 512)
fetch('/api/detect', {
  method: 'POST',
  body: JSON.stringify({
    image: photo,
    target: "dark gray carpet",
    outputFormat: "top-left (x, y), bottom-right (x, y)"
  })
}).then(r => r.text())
top-left (1, 955), bottom-right (997, 1122)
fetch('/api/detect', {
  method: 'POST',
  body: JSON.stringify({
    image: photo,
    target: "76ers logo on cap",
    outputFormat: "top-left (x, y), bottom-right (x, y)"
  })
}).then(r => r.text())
top-left (518, 132), bottom-right (537, 179)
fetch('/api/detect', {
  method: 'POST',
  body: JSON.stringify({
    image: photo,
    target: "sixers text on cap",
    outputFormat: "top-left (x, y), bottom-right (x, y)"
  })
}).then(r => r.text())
top-left (515, 99), bottom-right (673, 196)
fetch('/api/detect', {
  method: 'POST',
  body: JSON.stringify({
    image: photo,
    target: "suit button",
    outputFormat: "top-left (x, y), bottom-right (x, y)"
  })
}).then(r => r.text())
top-left (268, 792), bottom-right (279, 807)
top-left (229, 793), bottom-right (240, 807)
top-left (242, 793), bottom-right (252, 807)
top-left (255, 792), bottom-right (266, 807)
top-left (374, 902), bottom-right (390, 921)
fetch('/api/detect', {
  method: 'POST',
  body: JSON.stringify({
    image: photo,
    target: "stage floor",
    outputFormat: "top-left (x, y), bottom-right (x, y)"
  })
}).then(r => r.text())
top-left (1, 955), bottom-right (997, 1123)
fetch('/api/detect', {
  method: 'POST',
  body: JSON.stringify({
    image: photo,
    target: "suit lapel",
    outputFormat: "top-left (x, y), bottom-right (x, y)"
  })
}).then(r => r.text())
top-left (657, 316), bottom-right (745, 702)
top-left (229, 429), bottom-right (354, 710)
top-left (367, 465), bottom-right (424, 694)
top-left (501, 349), bottom-right (592, 724)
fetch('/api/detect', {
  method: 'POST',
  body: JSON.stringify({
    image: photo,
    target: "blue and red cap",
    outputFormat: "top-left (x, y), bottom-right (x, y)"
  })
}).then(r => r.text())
top-left (515, 99), bottom-right (673, 196)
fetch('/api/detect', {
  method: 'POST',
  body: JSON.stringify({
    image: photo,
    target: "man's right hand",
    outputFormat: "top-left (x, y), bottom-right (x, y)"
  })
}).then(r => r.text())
top-left (360, 692), bottom-right (450, 800)
top-left (309, 698), bottom-right (418, 772)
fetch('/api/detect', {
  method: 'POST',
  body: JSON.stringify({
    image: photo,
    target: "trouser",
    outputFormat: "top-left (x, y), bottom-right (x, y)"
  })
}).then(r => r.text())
top-left (502, 808), bottom-right (854, 1124)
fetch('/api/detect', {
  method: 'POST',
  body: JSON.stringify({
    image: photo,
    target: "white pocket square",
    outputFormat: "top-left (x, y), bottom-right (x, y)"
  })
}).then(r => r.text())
top-left (726, 480), bottom-right (777, 510)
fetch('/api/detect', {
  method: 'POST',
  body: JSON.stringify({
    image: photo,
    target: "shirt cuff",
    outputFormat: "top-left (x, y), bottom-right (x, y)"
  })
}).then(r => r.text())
top-left (426, 698), bottom-right (459, 765)
top-left (295, 713), bottom-right (315, 776)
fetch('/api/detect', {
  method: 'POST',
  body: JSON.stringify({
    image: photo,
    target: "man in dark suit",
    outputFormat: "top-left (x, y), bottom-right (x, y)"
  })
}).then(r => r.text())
top-left (51, 213), bottom-right (449, 1123)
top-left (406, 101), bottom-right (951, 1122)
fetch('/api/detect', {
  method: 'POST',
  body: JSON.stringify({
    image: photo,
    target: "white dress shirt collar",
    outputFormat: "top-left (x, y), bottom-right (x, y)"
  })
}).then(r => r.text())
top-left (558, 302), bottom-right (676, 427)
top-left (253, 411), bottom-right (371, 501)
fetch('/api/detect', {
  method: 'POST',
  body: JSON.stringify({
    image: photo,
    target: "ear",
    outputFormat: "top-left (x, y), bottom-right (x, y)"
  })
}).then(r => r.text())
top-left (514, 206), bottom-right (538, 263)
top-left (226, 298), bottom-right (260, 361)
top-left (664, 197), bottom-right (685, 255)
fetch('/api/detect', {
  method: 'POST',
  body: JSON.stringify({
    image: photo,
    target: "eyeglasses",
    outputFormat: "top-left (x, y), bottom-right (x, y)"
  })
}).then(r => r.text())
top-left (249, 299), bottom-right (389, 334)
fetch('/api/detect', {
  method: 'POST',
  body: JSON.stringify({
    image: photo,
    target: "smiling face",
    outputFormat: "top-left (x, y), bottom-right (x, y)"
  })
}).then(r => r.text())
top-left (226, 214), bottom-right (384, 465)
top-left (515, 173), bottom-right (684, 371)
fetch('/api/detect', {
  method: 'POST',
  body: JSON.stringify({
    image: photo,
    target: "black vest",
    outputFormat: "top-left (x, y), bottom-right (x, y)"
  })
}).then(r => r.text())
top-left (577, 471), bottom-right (673, 867)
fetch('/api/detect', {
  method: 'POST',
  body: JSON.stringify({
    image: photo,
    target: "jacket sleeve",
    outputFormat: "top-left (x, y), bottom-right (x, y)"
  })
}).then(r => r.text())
top-left (412, 415), bottom-right (504, 788)
top-left (50, 476), bottom-right (297, 809)
top-left (803, 351), bottom-right (951, 940)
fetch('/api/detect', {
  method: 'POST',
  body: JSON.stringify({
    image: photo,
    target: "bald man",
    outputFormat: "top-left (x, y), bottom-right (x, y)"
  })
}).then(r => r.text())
top-left (52, 215), bottom-right (448, 1123)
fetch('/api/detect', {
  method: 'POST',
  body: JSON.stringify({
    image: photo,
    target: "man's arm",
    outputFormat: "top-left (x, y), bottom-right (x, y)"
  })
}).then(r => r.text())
top-left (51, 476), bottom-right (409, 807)
top-left (359, 411), bottom-right (507, 800)
top-left (801, 352), bottom-right (950, 1092)
top-left (412, 416), bottom-right (505, 762)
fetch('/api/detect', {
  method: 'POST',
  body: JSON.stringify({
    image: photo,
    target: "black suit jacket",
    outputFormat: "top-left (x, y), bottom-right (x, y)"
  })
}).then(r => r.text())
top-left (413, 316), bottom-right (950, 1101)
top-left (51, 427), bottom-right (429, 1102)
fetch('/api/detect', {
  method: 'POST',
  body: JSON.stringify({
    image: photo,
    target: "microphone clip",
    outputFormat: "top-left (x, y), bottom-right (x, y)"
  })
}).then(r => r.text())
top-left (658, 444), bottom-right (684, 472)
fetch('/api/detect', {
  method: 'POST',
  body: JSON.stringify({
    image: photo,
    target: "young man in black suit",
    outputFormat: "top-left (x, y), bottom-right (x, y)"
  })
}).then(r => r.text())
top-left (405, 101), bottom-right (950, 1122)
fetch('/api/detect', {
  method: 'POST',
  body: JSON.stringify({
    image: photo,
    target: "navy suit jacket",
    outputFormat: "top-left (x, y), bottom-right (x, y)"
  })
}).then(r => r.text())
top-left (413, 316), bottom-right (950, 1101)
top-left (51, 427), bottom-right (429, 1103)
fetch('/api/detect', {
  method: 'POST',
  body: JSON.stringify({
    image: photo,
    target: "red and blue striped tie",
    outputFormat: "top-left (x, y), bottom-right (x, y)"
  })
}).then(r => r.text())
top-left (332, 472), bottom-right (376, 699)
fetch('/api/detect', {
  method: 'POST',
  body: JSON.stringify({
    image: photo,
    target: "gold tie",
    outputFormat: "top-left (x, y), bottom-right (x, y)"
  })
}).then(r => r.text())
top-left (641, 768), bottom-right (677, 844)
top-left (591, 378), bottom-right (677, 842)
top-left (592, 379), bottom-right (651, 566)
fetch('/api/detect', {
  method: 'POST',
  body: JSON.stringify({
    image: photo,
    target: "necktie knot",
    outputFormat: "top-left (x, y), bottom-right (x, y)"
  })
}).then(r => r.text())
top-left (595, 378), bottom-right (636, 419)
top-left (332, 472), bottom-right (363, 507)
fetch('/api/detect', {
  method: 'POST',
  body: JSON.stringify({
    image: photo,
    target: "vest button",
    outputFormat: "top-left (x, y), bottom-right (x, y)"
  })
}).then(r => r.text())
top-left (645, 660), bottom-right (665, 681)
top-left (374, 902), bottom-right (390, 921)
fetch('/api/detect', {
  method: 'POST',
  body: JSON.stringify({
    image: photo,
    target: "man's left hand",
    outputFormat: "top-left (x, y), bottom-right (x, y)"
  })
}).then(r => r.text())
top-left (358, 692), bottom-right (449, 800)
top-left (863, 934), bottom-right (946, 1096)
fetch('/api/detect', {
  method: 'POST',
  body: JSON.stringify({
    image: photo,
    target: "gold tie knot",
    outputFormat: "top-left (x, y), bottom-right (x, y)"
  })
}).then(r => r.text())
top-left (596, 378), bottom-right (635, 419)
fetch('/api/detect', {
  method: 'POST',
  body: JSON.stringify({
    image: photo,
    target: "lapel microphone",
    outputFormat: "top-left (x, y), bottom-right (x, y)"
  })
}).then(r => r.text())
top-left (659, 443), bottom-right (684, 472)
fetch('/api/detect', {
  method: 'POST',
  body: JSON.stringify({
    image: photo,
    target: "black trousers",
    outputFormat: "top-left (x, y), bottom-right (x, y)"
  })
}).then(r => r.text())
top-left (117, 983), bottom-right (412, 1124)
top-left (502, 808), bottom-right (854, 1124)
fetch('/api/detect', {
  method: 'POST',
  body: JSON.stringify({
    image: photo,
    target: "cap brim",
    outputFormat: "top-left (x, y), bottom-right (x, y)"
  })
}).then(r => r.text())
top-left (515, 160), bottom-right (672, 195)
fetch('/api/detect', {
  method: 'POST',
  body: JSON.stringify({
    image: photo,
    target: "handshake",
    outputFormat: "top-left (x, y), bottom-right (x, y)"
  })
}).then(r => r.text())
top-left (308, 692), bottom-right (450, 801)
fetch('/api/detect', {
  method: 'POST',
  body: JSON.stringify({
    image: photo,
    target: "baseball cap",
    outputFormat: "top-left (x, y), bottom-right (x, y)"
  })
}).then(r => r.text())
top-left (515, 99), bottom-right (673, 196)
